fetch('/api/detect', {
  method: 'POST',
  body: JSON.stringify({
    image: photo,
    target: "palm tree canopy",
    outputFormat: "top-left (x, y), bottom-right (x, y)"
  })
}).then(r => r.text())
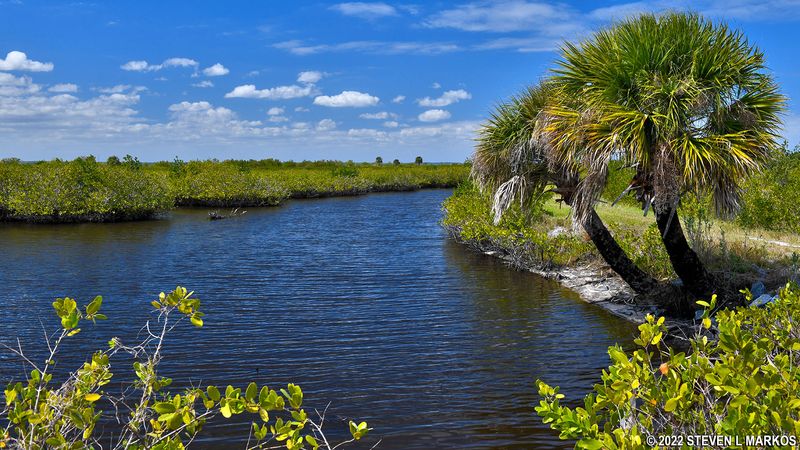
top-left (471, 83), bottom-right (556, 223)
top-left (547, 12), bottom-right (785, 218)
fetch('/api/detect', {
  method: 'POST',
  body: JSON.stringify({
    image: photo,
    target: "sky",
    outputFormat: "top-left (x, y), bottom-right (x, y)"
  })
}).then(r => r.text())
top-left (1, 1), bottom-right (799, 163)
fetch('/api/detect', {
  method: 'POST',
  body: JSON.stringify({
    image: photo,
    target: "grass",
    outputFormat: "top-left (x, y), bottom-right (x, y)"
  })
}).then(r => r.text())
top-left (442, 182), bottom-right (800, 289)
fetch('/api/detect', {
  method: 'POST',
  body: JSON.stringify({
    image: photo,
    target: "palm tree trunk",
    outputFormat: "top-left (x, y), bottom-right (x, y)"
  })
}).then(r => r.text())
top-left (654, 204), bottom-right (716, 300)
top-left (581, 209), bottom-right (658, 294)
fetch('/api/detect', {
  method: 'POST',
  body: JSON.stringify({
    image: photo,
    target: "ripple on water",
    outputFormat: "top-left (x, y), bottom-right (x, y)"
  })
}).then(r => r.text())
top-left (0, 190), bottom-right (636, 449)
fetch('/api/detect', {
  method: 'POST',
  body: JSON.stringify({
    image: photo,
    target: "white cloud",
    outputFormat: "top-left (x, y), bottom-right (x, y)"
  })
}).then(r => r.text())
top-left (202, 63), bottom-right (229, 76)
top-left (317, 119), bottom-right (337, 131)
top-left (383, 121), bottom-right (399, 128)
top-left (392, 95), bottom-right (406, 104)
top-left (96, 84), bottom-right (147, 94)
top-left (418, 109), bottom-right (451, 122)
top-left (330, 2), bottom-right (398, 19)
top-left (192, 80), bottom-right (214, 88)
top-left (295, 106), bottom-right (309, 112)
top-left (0, 51), bottom-right (53, 72)
top-left (121, 57), bottom-right (198, 72)
top-left (313, 90), bottom-right (379, 108)
top-left (0, 72), bottom-right (40, 96)
top-left (347, 128), bottom-right (388, 139)
top-left (267, 107), bottom-right (285, 116)
top-left (424, 1), bottom-right (574, 32)
top-left (360, 111), bottom-right (397, 119)
top-left (417, 89), bottom-right (471, 107)
top-left (273, 40), bottom-right (459, 56)
top-left (268, 115), bottom-right (289, 123)
top-left (225, 84), bottom-right (315, 100)
top-left (48, 83), bottom-right (78, 93)
top-left (297, 71), bottom-right (324, 84)
top-left (431, 82), bottom-right (441, 89)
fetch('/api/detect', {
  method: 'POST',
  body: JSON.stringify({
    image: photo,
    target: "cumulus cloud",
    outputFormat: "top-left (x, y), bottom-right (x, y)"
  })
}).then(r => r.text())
top-left (225, 84), bottom-right (315, 100)
top-left (360, 111), bottom-right (397, 119)
top-left (392, 95), bottom-right (406, 104)
top-left (48, 83), bottom-right (78, 93)
top-left (121, 57), bottom-right (198, 72)
top-left (266, 107), bottom-right (289, 122)
top-left (317, 119), bottom-right (337, 131)
top-left (0, 72), bottom-right (40, 96)
top-left (297, 71), bottom-right (324, 84)
top-left (202, 63), bottom-right (229, 76)
top-left (330, 2), bottom-right (398, 19)
top-left (0, 51), bottom-right (53, 72)
top-left (417, 89), bottom-right (471, 107)
top-left (383, 121), bottom-right (399, 128)
top-left (313, 91), bottom-right (379, 108)
top-left (192, 80), bottom-right (214, 88)
top-left (418, 109), bottom-right (451, 122)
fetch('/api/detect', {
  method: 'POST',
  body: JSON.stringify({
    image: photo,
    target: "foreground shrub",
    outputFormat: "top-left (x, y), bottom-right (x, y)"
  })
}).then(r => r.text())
top-left (536, 284), bottom-right (800, 449)
top-left (0, 287), bottom-right (368, 449)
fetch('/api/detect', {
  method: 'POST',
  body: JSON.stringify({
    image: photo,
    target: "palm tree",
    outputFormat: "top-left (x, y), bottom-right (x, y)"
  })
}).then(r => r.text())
top-left (472, 83), bottom-right (658, 294)
top-left (546, 13), bottom-right (785, 305)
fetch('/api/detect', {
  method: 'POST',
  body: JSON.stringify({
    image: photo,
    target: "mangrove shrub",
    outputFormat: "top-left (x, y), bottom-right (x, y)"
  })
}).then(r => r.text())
top-left (536, 284), bottom-right (800, 448)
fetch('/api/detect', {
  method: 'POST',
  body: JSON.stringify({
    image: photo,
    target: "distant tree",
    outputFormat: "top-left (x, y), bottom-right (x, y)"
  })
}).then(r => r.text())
top-left (375, 156), bottom-right (383, 165)
top-left (415, 156), bottom-right (423, 165)
top-left (122, 154), bottom-right (142, 170)
top-left (106, 155), bottom-right (121, 166)
top-left (392, 159), bottom-right (400, 166)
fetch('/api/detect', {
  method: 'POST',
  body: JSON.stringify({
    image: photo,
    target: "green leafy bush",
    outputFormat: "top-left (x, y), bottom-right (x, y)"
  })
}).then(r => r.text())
top-left (536, 284), bottom-right (800, 448)
top-left (441, 182), bottom-right (593, 268)
top-left (1, 287), bottom-right (368, 449)
top-left (0, 159), bottom-right (172, 222)
top-left (737, 150), bottom-right (800, 234)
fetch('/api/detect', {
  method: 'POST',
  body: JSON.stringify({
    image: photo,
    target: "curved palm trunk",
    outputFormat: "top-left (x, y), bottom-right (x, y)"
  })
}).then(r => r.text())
top-left (654, 205), bottom-right (716, 301)
top-left (581, 209), bottom-right (658, 294)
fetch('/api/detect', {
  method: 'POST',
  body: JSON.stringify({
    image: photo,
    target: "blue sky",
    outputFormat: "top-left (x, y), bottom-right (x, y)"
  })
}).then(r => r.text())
top-left (1, 0), bottom-right (799, 162)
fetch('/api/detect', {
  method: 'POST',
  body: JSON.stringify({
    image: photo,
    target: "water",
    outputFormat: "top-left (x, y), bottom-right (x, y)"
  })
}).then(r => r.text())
top-left (0, 189), bottom-right (636, 449)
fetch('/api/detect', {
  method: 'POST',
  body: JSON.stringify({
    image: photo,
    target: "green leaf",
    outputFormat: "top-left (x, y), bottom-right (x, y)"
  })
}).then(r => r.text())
top-left (246, 382), bottom-right (257, 402)
top-left (86, 295), bottom-right (102, 315)
top-left (207, 385), bottom-right (221, 402)
top-left (664, 397), bottom-right (679, 412)
top-left (220, 401), bottom-right (232, 418)
top-left (578, 438), bottom-right (605, 450)
top-left (153, 402), bottom-right (177, 414)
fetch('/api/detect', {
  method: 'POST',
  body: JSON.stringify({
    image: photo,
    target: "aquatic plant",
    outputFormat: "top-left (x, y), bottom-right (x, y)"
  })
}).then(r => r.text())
top-left (0, 287), bottom-right (369, 449)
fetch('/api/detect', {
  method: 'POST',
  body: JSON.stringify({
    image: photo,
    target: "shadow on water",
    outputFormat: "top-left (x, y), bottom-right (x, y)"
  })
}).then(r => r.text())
top-left (0, 190), bottom-right (636, 449)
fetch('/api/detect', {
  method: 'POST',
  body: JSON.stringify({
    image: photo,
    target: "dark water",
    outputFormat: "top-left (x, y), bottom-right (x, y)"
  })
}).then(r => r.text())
top-left (0, 189), bottom-right (635, 449)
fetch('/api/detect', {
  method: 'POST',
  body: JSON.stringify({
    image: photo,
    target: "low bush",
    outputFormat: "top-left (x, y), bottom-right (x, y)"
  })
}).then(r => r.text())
top-left (441, 182), bottom-right (593, 268)
top-left (171, 161), bottom-right (290, 207)
top-left (0, 287), bottom-right (368, 449)
top-left (0, 158), bottom-right (172, 222)
top-left (536, 284), bottom-right (800, 449)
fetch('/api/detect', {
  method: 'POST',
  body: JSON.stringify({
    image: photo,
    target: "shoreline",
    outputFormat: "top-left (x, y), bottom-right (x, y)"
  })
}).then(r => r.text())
top-left (0, 184), bottom-right (458, 224)
top-left (444, 226), bottom-right (696, 339)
